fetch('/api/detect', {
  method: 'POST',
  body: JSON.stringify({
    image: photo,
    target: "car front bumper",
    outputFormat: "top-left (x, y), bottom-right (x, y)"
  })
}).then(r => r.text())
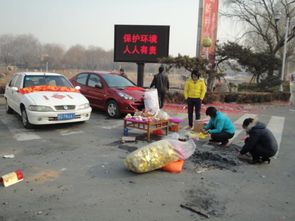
top-left (26, 107), bottom-right (92, 125)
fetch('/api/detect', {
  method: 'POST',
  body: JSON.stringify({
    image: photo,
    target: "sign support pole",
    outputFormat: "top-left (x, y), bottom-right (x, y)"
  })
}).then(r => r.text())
top-left (196, 0), bottom-right (204, 57)
top-left (137, 63), bottom-right (145, 87)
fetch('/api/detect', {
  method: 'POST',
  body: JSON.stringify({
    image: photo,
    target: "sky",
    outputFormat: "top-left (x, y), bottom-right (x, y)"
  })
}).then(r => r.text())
top-left (0, 0), bottom-right (239, 57)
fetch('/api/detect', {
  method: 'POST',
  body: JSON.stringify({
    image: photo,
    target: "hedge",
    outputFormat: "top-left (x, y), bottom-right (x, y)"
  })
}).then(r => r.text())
top-left (166, 90), bottom-right (290, 104)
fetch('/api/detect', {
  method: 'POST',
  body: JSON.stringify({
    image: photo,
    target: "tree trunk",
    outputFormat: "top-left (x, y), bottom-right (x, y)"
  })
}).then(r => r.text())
top-left (207, 72), bottom-right (215, 92)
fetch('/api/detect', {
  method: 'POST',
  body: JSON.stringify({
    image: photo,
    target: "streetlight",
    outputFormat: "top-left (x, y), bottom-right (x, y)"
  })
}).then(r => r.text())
top-left (41, 54), bottom-right (49, 72)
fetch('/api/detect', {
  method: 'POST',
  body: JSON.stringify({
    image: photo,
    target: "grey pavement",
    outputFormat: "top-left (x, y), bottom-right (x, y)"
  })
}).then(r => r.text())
top-left (0, 97), bottom-right (294, 221)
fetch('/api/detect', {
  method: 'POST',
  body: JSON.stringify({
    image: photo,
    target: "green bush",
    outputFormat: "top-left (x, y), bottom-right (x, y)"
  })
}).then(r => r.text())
top-left (203, 92), bottom-right (220, 104)
top-left (166, 90), bottom-right (185, 104)
top-left (238, 83), bottom-right (259, 92)
top-left (271, 91), bottom-right (290, 101)
top-left (238, 81), bottom-right (290, 93)
top-left (166, 90), bottom-right (290, 104)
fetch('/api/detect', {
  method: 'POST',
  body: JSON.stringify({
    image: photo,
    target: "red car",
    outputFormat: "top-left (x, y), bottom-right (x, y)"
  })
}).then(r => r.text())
top-left (69, 71), bottom-right (145, 118)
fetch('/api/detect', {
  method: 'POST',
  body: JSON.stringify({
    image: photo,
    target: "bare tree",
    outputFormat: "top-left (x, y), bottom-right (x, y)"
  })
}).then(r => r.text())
top-left (62, 45), bottom-right (86, 69)
top-left (84, 46), bottom-right (116, 70)
top-left (222, 0), bottom-right (295, 77)
top-left (0, 34), bottom-right (16, 66)
top-left (12, 34), bottom-right (42, 68)
top-left (42, 44), bottom-right (65, 69)
top-left (0, 33), bottom-right (148, 72)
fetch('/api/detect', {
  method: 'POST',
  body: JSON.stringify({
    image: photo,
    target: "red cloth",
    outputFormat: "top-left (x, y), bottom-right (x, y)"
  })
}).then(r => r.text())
top-left (152, 129), bottom-right (164, 135)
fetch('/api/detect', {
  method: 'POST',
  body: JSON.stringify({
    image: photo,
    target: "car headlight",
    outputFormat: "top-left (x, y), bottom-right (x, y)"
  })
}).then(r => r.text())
top-left (117, 92), bottom-right (134, 100)
top-left (77, 103), bottom-right (90, 110)
top-left (28, 105), bottom-right (54, 112)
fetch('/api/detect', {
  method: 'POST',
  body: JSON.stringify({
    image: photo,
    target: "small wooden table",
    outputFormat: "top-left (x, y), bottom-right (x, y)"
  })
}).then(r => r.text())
top-left (124, 118), bottom-right (169, 141)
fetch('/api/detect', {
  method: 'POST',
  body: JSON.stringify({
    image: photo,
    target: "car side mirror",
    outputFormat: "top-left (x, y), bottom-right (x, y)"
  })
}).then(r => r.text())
top-left (75, 86), bottom-right (81, 90)
top-left (95, 82), bottom-right (103, 89)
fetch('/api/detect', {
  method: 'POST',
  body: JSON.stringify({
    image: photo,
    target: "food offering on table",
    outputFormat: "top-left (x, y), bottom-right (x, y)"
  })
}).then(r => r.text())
top-left (124, 110), bottom-right (169, 123)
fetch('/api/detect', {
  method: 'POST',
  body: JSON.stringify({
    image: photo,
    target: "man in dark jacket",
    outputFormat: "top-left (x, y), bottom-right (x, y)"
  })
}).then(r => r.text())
top-left (119, 68), bottom-right (128, 79)
top-left (238, 118), bottom-right (278, 164)
top-left (150, 65), bottom-right (169, 108)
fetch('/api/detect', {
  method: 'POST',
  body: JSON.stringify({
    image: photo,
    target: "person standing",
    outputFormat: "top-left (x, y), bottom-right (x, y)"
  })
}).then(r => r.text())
top-left (150, 65), bottom-right (169, 108)
top-left (119, 68), bottom-right (128, 79)
top-left (184, 69), bottom-right (207, 129)
top-left (202, 106), bottom-right (236, 146)
top-left (290, 73), bottom-right (295, 106)
top-left (238, 118), bottom-right (278, 164)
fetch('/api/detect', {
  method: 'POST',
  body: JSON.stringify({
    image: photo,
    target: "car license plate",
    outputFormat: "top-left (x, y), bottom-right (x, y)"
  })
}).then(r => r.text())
top-left (57, 113), bottom-right (75, 120)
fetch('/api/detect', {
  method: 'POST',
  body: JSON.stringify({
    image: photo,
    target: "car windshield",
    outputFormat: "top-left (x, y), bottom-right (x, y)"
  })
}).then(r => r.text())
top-left (102, 74), bottom-right (135, 88)
top-left (24, 75), bottom-right (73, 88)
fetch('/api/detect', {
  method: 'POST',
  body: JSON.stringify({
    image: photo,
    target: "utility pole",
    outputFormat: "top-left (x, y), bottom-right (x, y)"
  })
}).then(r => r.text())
top-left (280, 16), bottom-right (290, 92)
top-left (196, 0), bottom-right (204, 57)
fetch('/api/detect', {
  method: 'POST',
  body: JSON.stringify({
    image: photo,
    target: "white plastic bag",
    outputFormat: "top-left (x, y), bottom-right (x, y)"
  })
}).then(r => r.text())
top-left (168, 139), bottom-right (197, 160)
top-left (156, 110), bottom-right (169, 120)
top-left (144, 89), bottom-right (159, 116)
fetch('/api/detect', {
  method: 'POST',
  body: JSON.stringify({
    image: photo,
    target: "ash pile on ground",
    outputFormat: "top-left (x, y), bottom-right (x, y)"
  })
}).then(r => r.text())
top-left (184, 188), bottom-right (226, 217)
top-left (190, 142), bottom-right (244, 171)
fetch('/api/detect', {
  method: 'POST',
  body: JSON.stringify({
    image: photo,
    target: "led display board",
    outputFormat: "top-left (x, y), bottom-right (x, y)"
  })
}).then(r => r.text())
top-left (114, 25), bottom-right (170, 63)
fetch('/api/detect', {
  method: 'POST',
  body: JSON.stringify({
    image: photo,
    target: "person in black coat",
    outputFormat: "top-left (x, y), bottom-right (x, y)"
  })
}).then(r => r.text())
top-left (238, 118), bottom-right (278, 164)
top-left (150, 65), bottom-right (169, 108)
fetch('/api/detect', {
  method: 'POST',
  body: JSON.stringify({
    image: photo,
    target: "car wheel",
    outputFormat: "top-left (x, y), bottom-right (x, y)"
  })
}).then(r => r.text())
top-left (21, 108), bottom-right (33, 129)
top-left (106, 100), bottom-right (120, 118)
top-left (5, 99), bottom-right (13, 114)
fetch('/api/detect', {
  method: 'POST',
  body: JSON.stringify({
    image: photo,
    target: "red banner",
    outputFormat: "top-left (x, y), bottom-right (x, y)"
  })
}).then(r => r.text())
top-left (200, 0), bottom-right (219, 64)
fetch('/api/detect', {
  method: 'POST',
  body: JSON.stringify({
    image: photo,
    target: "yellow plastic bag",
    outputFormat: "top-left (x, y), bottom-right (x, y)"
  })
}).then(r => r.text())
top-left (124, 140), bottom-right (180, 173)
top-left (125, 138), bottom-right (196, 173)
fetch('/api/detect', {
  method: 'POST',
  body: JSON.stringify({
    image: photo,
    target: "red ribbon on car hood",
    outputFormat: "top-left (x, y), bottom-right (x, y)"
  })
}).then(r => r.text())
top-left (18, 85), bottom-right (80, 94)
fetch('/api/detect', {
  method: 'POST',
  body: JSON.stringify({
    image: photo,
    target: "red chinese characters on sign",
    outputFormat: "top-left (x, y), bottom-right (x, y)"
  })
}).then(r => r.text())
top-left (200, 0), bottom-right (219, 64)
top-left (122, 33), bottom-right (158, 55)
top-left (123, 34), bottom-right (158, 44)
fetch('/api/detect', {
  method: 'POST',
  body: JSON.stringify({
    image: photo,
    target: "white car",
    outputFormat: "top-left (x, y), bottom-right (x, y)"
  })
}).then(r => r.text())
top-left (4, 72), bottom-right (92, 128)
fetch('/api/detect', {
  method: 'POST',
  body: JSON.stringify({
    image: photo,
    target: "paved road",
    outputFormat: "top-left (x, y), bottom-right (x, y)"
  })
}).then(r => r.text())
top-left (0, 99), bottom-right (294, 221)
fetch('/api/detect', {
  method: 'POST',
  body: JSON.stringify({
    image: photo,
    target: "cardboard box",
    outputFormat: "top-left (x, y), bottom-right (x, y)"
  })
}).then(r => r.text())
top-left (193, 119), bottom-right (208, 133)
top-left (121, 136), bottom-right (136, 143)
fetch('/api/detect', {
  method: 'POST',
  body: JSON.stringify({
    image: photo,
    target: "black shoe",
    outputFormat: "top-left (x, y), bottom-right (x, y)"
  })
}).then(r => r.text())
top-left (262, 158), bottom-right (271, 164)
top-left (252, 157), bottom-right (271, 164)
top-left (209, 139), bottom-right (219, 143)
top-left (219, 140), bottom-right (231, 147)
top-left (251, 157), bottom-right (261, 164)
